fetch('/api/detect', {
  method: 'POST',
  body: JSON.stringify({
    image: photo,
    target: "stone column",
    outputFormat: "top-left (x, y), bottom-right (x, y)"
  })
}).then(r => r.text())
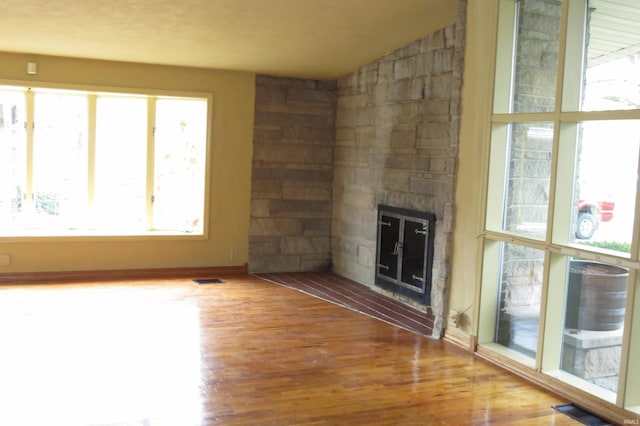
top-left (249, 76), bottom-right (337, 273)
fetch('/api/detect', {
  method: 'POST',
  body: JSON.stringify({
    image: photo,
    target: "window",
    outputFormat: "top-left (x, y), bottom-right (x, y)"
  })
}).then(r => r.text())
top-left (0, 86), bottom-right (209, 237)
top-left (480, 0), bottom-right (640, 411)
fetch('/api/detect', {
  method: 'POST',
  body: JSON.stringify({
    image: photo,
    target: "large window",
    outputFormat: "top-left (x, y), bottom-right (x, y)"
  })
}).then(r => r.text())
top-left (0, 86), bottom-right (209, 237)
top-left (480, 0), bottom-right (640, 412)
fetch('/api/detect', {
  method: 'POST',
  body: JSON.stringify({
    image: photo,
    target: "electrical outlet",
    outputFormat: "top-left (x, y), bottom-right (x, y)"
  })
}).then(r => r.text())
top-left (450, 312), bottom-right (460, 328)
top-left (0, 254), bottom-right (11, 266)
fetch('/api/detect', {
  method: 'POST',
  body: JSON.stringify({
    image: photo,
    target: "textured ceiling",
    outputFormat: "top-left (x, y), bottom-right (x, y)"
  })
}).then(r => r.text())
top-left (0, 0), bottom-right (458, 79)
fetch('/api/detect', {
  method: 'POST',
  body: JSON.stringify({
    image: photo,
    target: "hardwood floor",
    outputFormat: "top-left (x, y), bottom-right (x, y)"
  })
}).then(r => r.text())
top-left (257, 272), bottom-right (435, 337)
top-left (0, 275), bottom-right (583, 425)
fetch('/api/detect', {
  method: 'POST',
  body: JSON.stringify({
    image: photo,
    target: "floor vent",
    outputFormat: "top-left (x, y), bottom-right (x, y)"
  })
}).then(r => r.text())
top-left (193, 278), bottom-right (226, 284)
top-left (552, 404), bottom-right (611, 425)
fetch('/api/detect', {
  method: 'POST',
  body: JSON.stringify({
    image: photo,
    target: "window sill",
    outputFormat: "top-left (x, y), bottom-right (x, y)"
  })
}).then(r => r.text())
top-left (543, 369), bottom-right (617, 404)
top-left (0, 228), bottom-right (206, 242)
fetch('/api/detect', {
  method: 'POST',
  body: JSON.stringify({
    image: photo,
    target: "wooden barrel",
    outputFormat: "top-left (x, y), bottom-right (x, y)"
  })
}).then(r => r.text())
top-left (566, 260), bottom-right (628, 331)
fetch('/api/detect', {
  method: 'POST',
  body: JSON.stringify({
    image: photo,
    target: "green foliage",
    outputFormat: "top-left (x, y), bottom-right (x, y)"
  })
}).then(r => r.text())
top-left (579, 240), bottom-right (631, 253)
top-left (35, 192), bottom-right (60, 215)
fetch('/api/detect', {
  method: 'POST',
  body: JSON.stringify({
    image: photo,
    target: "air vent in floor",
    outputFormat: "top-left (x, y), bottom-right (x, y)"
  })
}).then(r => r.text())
top-left (193, 278), bottom-right (226, 284)
top-left (552, 404), bottom-right (611, 426)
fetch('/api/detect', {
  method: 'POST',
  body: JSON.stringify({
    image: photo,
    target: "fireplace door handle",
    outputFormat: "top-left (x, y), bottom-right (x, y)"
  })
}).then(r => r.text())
top-left (392, 242), bottom-right (402, 255)
top-left (414, 229), bottom-right (427, 236)
top-left (412, 274), bottom-right (425, 282)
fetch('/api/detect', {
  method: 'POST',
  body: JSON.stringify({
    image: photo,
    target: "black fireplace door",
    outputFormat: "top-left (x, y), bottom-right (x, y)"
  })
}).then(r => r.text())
top-left (377, 214), bottom-right (400, 280)
top-left (401, 219), bottom-right (427, 290)
top-left (375, 205), bottom-right (434, 305)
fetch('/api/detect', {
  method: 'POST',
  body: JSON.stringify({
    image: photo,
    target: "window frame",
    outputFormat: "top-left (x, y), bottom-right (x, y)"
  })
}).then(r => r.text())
top-left (478, 0), bottom-right (640, 412)
top-left (0, 80), bottom-right (213, 242)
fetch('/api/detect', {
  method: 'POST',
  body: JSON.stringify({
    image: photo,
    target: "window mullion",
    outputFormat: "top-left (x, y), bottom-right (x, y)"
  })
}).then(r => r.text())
top-left (621, 140), bottom-right (640, 409)
top-left (146, 98), bottom-right (156, 231)
top-left (492, 112), bottom-right (557, 122)
top-left (493, 0), bottom-right (518, 113)
top-left (621, 271), bottom-right (640, 410)
top-left (87, 94), bottom-right (97, 228)
top-left (24, 89), bottom-right (35, 213)
top-left (631, 149), bottom-right (640, 262)
top-left (550, 123), bottom-right (578, 244)
top-left (546, 0), bottom-right (571, 244)
top-left (561, 0), bottom-right (588, 112)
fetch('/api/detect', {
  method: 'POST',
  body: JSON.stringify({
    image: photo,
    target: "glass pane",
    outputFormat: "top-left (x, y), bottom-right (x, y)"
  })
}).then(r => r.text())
top-left (95, 97), bottom-right (147, 231)
top-left (571, 120), bottom-right (640, 253)
top-left (503, 122), bottom-right (553, 239)
top-left (495, 242), bottom-right (544, 358)
top-left (153, 99), bottom-right (206, 232)
top-left (562, 258), bottom-right (628, 394)
top-left (496, 0), bottom-right (561, 113)
top-left (581, 0), bottom-right (640, 111)
top-left (0, 90), bottom-right (26, 233)
top-left (32, 93), bottom-right (88, 230)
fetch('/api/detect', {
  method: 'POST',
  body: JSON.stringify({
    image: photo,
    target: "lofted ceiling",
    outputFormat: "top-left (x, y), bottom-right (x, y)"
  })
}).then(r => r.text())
top-left (0, 0), bottom-right (458, 80)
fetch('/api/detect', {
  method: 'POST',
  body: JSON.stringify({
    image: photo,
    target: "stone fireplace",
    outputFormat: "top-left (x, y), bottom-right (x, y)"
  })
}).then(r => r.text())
top-left (249, 1), bottom-right (466, 339)
top-left (331, 9), bottom-right (465, 338)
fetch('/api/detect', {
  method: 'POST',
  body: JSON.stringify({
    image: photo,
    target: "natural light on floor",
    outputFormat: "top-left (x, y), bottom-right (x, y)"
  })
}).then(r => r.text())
top-left (0, 288), bottom-right (203, 425)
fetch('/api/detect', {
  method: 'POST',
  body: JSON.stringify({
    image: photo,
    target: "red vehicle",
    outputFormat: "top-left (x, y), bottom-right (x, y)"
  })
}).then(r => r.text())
top-left (576, 199), bottom-right (615, 239)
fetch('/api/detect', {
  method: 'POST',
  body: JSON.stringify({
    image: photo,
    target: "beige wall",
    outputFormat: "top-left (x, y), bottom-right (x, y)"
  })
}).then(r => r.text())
top-left (0, 1), bottom-right (496, 328)
top-left (448, 0), bottom-right (499, 337)
top-left (0, 52), bottom-right (255, 273)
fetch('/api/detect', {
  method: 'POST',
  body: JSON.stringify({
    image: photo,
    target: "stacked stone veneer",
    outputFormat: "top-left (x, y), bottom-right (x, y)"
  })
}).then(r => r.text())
top-left (331, 5), bottom-right (466, 338)
top-left (513, 0), bottom-right (561, 114)
top-left (505, 0), bottom-right (560, 232)
top-left (562, 329), bottom-right (622, 392)
top-left (249, 76), bottom-right (337, 273)
top-left (499, 0), bottom-right (561, 348)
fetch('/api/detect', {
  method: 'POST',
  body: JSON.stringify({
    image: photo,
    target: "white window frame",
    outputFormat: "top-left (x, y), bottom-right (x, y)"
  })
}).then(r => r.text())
top-left (0, 81), bottom-right (213, 241)
top-left (478, 0), bottom-right (640, 413)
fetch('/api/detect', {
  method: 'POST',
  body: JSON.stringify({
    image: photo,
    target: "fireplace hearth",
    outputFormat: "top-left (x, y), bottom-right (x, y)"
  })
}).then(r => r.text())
top-left (375, 204), bottom-right (435, 305)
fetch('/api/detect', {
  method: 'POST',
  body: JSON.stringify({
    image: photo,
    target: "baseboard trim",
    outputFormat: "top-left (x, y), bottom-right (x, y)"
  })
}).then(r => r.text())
top-left (443, 329), bottom-right (475, 352)
top-left (0, 264), bottom-right (249, 284)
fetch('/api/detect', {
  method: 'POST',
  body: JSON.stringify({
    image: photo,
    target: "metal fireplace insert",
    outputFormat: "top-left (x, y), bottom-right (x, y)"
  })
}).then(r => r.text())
top-left (375, 204), bottom-right (435, 305)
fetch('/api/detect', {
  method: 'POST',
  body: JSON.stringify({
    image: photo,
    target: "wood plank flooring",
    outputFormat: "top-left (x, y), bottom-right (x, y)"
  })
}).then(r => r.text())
top-left (0, 275), bottom-right (582, 425)
top-left (257, 272), bottom-right (435, 337)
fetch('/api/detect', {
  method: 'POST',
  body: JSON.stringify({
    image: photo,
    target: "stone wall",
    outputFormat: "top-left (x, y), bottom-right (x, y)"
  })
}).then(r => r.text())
top-left (513, 0), bottom-right (561, 114)
top-left (505, 0), bottom-right (560, 233)
top-left (249, 76), bottom-right (337, 273)
top-left (499, 0), bottom-right (561, 349)
top-left (331, 3), bottom-right (466, 337)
